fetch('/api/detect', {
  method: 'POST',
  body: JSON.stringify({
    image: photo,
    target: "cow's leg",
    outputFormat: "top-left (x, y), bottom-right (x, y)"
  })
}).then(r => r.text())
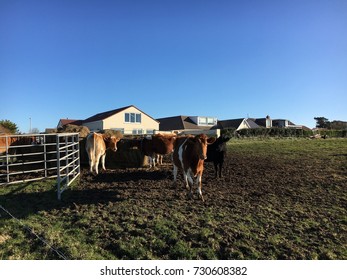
top-left (155, 154), bottom-right (160, 165)
top-left (186, 169), bottom-right (194, 199)
top-left (173, 164), bottom-right (178, 185)
top-left (184, 172), bottom-right (192, 199)
top-left (158, 154), bottom-right (163, 165)
top-left (95, 155), bottom-right (101, 174)
top-left (147, 156), bottom-right (154, 168)
top-left (213, 161), bottom-right (218, 178)
top-left (101, 153), bottom-right (106, 171)
top-left (196, 172), bottom-right (204, 202)
top-left (152, 154), bottom-right (156, 167)
top-left (88, 152), bottom-right (94, 173)
top-left (219, 162), bottom-right (223, 178)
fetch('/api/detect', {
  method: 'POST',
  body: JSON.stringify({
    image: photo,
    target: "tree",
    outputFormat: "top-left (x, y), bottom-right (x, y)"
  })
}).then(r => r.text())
top-left (330, 120), bottom-right (347, 130)
top-left (0, 119), bottom-right (19, 134)
top-left (29, 128), bottom-right (40, 134)
top-left (314, 117), bottom-right (330, 129)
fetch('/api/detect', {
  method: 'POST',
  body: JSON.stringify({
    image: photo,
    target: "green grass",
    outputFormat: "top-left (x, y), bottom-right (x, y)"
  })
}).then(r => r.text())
top-left (1, 138), bottom-right (346, 259)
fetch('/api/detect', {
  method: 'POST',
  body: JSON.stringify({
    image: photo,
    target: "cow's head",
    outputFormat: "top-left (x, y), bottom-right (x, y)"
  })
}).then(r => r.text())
top-left (194, 134), bottom-right (216, 160)
top-left (216, 135), bottom-right (231, 152)
top-left (104, 136), bottom-right (121, 152)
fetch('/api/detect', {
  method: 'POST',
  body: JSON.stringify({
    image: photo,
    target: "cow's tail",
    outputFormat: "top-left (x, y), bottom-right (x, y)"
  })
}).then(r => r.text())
top-left (93, 132), bottom-right (96, 161)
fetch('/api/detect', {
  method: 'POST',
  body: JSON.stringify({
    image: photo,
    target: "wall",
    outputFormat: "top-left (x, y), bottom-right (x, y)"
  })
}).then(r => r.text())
top-left (237, 119), bottom-right (250, 130)
top-left (103, 106), bottom-right (159, 134)
top-left (83, 120), bottom-right (104, 132)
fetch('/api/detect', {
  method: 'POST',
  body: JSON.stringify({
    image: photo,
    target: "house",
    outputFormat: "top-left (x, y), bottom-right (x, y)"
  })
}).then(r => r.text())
top-left (218, 115), bottom-right (304, 131)
top-left (157, 115), bottom-right (218, 135)
top-left (58, 105), bottom-right (159, 135)
top-left (57, 119), bottom-right (82, 129)
top-left (217, 118), bottom-right (260, 131)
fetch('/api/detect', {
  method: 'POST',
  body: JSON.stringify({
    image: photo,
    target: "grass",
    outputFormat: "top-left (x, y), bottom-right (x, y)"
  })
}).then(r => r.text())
top-left (0, 138), bottom-right (346, 260)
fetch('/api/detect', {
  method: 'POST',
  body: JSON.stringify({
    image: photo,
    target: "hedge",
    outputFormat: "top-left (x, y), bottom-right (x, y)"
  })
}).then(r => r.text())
top-left (222, 128), bottom-right (346, 138)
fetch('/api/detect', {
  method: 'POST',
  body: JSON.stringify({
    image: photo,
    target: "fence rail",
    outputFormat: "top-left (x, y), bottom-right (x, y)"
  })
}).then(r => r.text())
top-left (0, 133), bottom-right (80, 199)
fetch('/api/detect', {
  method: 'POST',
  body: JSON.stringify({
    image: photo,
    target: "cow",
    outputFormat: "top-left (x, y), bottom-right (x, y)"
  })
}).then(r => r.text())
top-left (205, 135), bottom-right (231, 178)
top-left (132, 134), bottom-right (176, 167)
top-left (0, 135), bottom-right (37, 154)
top-left (172, 134), bottom-right (216, 202)
top-left (85, 132), bottom-right (121, 174)
top-left (0, 135), bottom-right (38, 164)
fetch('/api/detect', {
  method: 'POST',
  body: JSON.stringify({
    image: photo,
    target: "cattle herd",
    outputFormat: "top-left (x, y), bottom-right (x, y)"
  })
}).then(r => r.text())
top-left (86, 132), bottom-right (231, 201)
top-left (0, 131), bottom-right (230, 201)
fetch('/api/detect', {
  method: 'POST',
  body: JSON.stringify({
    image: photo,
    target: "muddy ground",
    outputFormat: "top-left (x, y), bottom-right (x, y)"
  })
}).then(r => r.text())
top-left (71, 147), bottom-right (346, 259)
top-left (1, 140), bottom-right (346, 259)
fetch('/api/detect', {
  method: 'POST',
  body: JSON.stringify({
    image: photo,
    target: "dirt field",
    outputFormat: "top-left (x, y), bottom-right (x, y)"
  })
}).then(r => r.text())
top-left (0, 138), bottom-right (346, 259)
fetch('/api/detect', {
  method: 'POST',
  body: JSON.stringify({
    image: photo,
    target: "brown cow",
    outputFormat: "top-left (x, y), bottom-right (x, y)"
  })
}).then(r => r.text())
top-left (172, 134), bottom-right (215, 202)
top-left (85, 132), bottom-right (121, 174)
top-left (133, 134), bottom-right (176, 167)
top-left (0, 135), bottom-right (36, 154)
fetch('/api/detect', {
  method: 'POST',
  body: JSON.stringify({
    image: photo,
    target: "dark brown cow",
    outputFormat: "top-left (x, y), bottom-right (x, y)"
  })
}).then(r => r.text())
top-left (206, 135), bottom-right (231, 178)
top-left (85, 132), bottom-right (121, 174)
top-left (172, 134), bottom-right (215, 201)
top-left (133, 134), bottom-right (176, 167)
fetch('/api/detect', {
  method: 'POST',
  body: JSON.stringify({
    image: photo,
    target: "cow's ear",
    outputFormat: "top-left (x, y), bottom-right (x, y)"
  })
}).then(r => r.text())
top-left (194, 134), bottom-right (202, 142)
top-left (207, 137), bottom-right (216, 145)
top-left (103, 136), bottom-right (111, 142)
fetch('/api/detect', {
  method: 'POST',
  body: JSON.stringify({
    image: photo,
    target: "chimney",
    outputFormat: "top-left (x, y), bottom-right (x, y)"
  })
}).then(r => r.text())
top-left (266, 115), bottom-right (272, 128)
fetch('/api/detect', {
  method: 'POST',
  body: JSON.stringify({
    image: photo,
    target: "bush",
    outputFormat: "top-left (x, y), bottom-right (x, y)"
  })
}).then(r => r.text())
top-left (317, 129), bottom-right (347, 138)
top-left (222, 128), bottom-right (314, 138)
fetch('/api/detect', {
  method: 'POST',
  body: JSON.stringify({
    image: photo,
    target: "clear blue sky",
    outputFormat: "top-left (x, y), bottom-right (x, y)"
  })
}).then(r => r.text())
top-left (1, 0), bottom-right (346, 132)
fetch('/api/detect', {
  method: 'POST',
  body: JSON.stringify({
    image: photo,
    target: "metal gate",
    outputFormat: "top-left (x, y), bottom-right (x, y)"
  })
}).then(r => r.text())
top-left (0, 133), bottom-right (80, 200)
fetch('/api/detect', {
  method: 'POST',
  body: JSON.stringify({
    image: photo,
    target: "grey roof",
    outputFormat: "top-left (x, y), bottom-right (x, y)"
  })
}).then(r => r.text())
top-left (83, 105), bottom-right (159, 124)
top-left (157, 116), bottom-right (211, 131)
top-left (217, 118), bottom-right (244, 129)
top-left (217, 118), bottom-right (260, 130)
top-left (246, 118), bottom-right (260, 129)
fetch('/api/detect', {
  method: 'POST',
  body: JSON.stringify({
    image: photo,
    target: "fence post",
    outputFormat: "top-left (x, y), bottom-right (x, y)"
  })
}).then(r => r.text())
top-left (56, 135), bottom-right (61, 200)
top-left (43, 135), bottom-right (47, 178)
top-left (6, 135), bottom-right (9, 183)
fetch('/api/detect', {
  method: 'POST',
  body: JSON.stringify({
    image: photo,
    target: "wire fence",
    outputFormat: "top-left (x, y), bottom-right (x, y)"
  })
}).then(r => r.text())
top-left (0, 205), bottom-right (68, 259)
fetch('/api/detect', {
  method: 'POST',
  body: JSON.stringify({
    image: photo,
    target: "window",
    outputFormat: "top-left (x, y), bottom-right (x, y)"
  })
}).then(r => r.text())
top-left (125, 113), bottom-right (141, 123)
top-left (208, 117), bottom-right (216, 125)
top-left (199, 117), bottom-right (207, 125)
top-left (132, 129), bottom-right (143, 135)
top-left (198, 117), bottom-right (216, 126)
top-left (112, 128), bottom-right (124, 134)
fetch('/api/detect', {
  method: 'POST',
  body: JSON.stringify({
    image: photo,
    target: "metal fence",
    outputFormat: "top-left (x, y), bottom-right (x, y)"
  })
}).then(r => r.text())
top-left (0, 133), bottom-right (80, 200)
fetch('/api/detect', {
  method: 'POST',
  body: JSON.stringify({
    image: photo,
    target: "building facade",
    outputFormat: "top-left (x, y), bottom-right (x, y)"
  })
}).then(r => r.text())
top-left (58, 105), bottom-right (159, 135)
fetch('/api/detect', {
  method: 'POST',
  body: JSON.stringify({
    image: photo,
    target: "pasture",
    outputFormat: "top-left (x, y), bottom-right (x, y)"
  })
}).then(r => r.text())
top-left (0, 138), bottom-right (346, 260)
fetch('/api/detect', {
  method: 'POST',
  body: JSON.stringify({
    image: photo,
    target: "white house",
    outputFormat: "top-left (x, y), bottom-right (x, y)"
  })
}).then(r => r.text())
top-left (59, 105), bottom-right (159, 135)
top-left (83, 105), bottom-right (159, 135)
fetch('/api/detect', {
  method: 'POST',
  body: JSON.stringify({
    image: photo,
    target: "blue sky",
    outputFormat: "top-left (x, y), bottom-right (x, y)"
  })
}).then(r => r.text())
top-left (1, 0), bottom-right (346, 132)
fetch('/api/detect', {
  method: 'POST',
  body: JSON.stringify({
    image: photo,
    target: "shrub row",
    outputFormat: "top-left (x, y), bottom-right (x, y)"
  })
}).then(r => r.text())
top-left (222, 128), bottom-right (347, 138)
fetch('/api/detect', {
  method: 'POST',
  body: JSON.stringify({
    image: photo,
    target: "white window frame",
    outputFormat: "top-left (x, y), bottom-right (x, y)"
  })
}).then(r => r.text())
top-left (198, 117), bottom-right (207, 125)
top-left (125, 113), bottom-right (141, 124)
top-left (132, 129), bottom-right (143, 135)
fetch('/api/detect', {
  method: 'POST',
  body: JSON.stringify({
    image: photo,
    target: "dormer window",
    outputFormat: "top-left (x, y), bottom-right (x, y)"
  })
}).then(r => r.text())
top-left (125, 113), bottom-right (141, 123)
top-left (197, 116), bottom-right (217, 126)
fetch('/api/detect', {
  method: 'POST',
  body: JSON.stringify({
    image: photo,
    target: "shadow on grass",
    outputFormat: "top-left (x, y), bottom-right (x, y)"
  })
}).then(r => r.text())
top-left (0, 186), bottom-right (124, 220)
top-left (0, 168), bottom-right (173, 220)
top-left (89, 168), bottom-right (170, 183)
